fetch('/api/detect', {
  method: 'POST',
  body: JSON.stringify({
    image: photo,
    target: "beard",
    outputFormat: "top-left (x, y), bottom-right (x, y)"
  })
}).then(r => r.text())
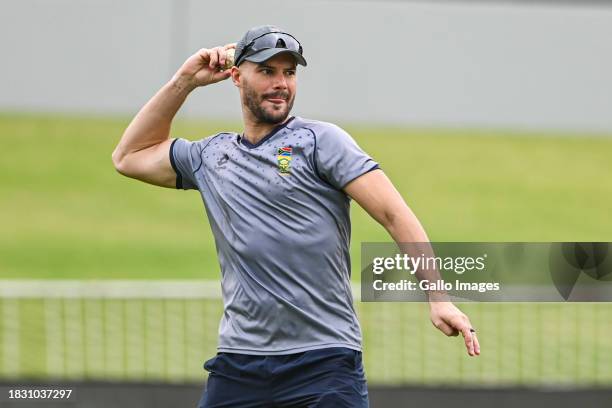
top-left (243, 80), bottom-right (295, 125)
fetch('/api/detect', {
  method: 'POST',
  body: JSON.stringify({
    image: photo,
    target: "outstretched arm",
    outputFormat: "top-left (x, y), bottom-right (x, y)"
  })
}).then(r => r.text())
top-left (344, 169), bottom-right (481, 356)
top-left (111, 44), bottom-right (235, 187)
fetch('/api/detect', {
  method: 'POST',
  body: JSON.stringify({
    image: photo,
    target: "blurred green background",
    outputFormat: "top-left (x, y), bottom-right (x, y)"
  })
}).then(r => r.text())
top-left (2, 113), bottom-right (611, 280)
top-left (1, 113), bottom-right (611, 386)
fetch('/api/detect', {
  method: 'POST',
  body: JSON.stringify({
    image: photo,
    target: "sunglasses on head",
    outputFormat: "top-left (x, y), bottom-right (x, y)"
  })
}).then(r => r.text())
top-left (235, 31), bottom-right (303, 66)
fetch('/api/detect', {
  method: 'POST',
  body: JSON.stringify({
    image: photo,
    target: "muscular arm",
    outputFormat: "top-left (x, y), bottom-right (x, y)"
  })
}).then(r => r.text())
top-left (344, 169), bottom-right (429, 243)
top-left (111, 78), bottom-right (193, 188)
top-left (344, 170), bottom-right (440, 287)
top-left (111, 44), bottom-right (235, 187)
top-left (344, 169), bottom-right (481, 356)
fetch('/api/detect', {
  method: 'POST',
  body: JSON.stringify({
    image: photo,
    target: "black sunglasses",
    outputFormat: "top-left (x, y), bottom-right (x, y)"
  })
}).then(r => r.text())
top-left (235, 31), bottom-right (303, 66)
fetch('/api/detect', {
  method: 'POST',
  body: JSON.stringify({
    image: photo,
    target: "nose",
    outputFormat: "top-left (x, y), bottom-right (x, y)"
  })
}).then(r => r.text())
top-left (272, 72), bottom-right (288, 90)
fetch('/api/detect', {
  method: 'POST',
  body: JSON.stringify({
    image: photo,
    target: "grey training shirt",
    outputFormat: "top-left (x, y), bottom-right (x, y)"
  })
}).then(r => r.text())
top-left (171, 116), bottom-right (379, 355)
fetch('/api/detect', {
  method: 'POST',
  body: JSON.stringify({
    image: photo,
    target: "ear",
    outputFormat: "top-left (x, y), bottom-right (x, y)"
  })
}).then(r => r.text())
top-left (231, 66), bottom-right (241, 87)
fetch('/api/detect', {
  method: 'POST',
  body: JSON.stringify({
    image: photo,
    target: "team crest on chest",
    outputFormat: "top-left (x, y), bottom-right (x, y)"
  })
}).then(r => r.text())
top-left (277, 147), bottom-right (292, 175)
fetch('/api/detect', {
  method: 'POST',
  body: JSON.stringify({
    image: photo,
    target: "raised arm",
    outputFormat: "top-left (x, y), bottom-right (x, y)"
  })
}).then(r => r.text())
top-left (344, 169), bottom-right (481, 356)
top-left (111, 44), bottom-right (235, 187)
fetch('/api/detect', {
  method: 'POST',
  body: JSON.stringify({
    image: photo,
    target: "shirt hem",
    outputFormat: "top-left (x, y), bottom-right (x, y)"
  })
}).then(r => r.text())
top-left (340, 163), bottom-right (381, 189)
top-left (216, 342), bottom-right (362, 356)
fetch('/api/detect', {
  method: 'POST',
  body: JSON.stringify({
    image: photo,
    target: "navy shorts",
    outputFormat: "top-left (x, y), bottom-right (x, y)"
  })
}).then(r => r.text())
top-left (197, 347), bottom-right (369, 408)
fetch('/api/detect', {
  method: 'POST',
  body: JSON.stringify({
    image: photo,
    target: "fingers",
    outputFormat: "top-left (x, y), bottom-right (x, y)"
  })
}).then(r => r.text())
top-left (460, 326), bottom-right (476, 356)
top-left (472, 331), bottom-right (481, 356)
top-left (210, 69), bottom-right (232, 84)
top-left (195, 48), bottom-right (210, 67)
top-left (430, 302), bottom-right (481, 357)
top-left (208, 46), bottom-right (234, 71)
top-left (194, 47), bottom-right (229, 71)
top-left (458, 325), bottom-right (480, 357)
top-left (176, 46), bottom-right (233, 87)
top-left (447, 312), bottom-right (480, 357)
top-left (208, 47), bottom-right (220, 69)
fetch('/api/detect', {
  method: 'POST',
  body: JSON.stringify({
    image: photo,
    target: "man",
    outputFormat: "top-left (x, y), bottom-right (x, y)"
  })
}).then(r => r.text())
top-left (112, 25), bottom-right (480, 408)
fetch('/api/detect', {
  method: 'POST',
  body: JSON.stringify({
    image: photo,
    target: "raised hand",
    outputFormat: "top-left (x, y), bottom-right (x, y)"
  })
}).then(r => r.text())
top-left (173, 43), bottom-right (237, 89)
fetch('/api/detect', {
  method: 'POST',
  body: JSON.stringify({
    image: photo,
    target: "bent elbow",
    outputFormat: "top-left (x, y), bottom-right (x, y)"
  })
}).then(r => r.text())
top-left (111, 150), bottom-right (128, 176)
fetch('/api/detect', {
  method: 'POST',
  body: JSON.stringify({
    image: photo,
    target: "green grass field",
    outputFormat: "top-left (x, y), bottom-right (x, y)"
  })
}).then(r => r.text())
top-left (1, 113), bottom-right (612, 386)
top-left (1, 113), bottom-right (611, 280)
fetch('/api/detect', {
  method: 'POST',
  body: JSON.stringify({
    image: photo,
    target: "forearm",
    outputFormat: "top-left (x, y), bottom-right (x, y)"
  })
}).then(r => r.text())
top-left (112, 76), bottom-right (195, 162)
top-left (346, 171), bottom-right (443, 298)
top-left (383, 201), bottom-right (428, 243)
top-left (382, 204), bottom-right (449, 302)
top-left (347, 171), bottom-right (478, 353)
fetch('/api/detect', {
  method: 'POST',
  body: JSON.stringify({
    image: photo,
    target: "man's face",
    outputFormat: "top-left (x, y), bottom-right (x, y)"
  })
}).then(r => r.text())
top-left (235, 53), bottom-right (297, 125)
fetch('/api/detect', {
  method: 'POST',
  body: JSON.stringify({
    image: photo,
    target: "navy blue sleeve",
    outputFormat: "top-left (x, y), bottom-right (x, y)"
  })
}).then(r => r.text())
top-left (169, 138), bottom-right (199, 190)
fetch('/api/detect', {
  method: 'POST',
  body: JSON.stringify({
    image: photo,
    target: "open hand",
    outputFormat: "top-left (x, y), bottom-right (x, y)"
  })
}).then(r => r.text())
top-left (429, 301), bottom-right (481, 356)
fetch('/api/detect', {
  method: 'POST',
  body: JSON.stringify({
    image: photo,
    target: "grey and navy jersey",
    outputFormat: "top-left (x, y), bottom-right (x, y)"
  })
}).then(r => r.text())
top-left (170, 116), bottom-right (379, 355)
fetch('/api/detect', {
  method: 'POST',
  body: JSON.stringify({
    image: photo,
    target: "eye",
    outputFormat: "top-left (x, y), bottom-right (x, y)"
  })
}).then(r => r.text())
top-left (261, 68), bottom-right (273, 75)
top-left (285, 70), bottom-right (296, 76)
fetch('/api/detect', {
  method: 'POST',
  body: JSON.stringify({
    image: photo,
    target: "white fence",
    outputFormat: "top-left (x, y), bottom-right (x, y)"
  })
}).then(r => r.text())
top-left (1, 280), bottom-right (611, 385)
